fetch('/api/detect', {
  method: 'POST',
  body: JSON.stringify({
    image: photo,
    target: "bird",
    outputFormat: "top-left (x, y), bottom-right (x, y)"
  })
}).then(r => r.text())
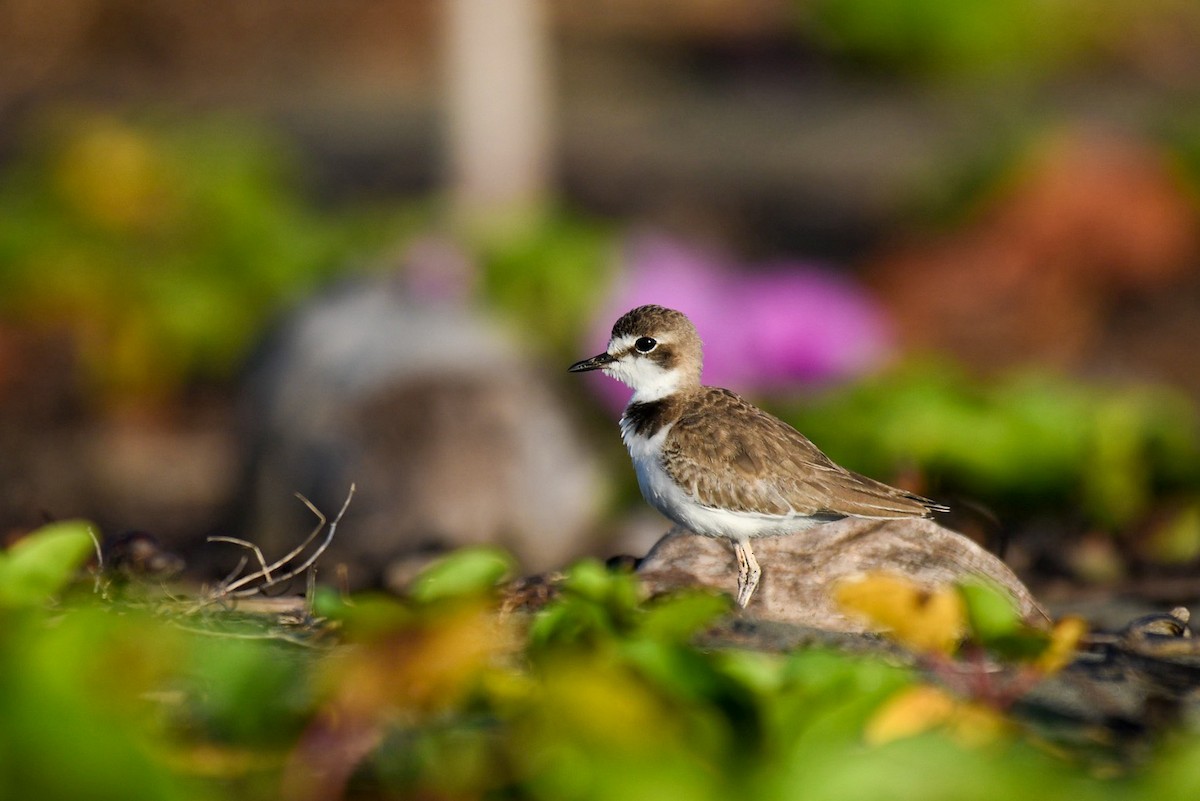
top-left (570, 304), bottom-right (947, 608)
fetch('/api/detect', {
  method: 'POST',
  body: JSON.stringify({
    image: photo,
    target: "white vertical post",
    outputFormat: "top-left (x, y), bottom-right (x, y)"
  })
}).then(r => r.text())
top-left (444, 0), bottom-right (553, 225)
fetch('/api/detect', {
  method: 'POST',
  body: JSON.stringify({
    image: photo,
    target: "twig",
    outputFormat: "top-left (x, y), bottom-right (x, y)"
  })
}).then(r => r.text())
top-left (218, 555), bottom-right (250, 590)
top-left (199, 484), bottom-right (355, 606)
top-left (231, 484), bottom-right (354, 596)
top-left (218, 492), bottom-right (328, 596)
top-left (306, 564), bottom-right (317, 618)
top-left (166, 621), bottom-right (325, 649)
top-left (86, 525), bottom-right (105, 596)
top-left (207, 536), bottom-right (274, 584)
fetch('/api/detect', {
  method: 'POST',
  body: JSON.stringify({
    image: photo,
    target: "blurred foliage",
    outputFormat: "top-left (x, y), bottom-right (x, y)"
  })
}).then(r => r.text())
top-left (0, 520), bottom-right (94, 607)
top-left (1160, 111), bottom-right (1200, 194)
top-left (475, 210), bottom-right (616, 358)
top-left (0, 111), bottom-right (406, 404)
top-left (1144, 501), bottom-right (1200, 563)
top-left (775, 362), bottom-right (1200, 528)
top-left (807, 0), bottom-right (1075, 76)
top-left (837, 571), bottom-right (1085, 670)
top-left (407, 546), bottom-right (515, 604)
top-left (801, 0), bottom-right (1193, 80)
top-left (8, 524), bottom-right (1200, 801)
top-left (0, 110), bottom-right (617, 405)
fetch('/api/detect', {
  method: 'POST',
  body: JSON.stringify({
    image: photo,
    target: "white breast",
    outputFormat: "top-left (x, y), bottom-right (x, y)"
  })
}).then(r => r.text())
top-left (620, 416), bottom-right (822, 542)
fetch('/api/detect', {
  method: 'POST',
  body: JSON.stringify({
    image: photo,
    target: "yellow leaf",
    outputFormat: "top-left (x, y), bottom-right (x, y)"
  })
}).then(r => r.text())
top-left (158, 742), bottom-right (282, 779)
top-left (947, 700), bottom-right (1010, 748)
top-left (835, 572), bottom-right (966, 654)
top-left (865, 685), bottom-right (1010, 747)
top-left (325, 602), bottom-right (514, 717)
top-left (864, 685), bottom-right (955, 745)
top-left (532, 658), bottom-right (675, 752)
top-left (1034, 616), bottom-right (1088, 674)
top-left (54, 118), bottom-right (171, 233)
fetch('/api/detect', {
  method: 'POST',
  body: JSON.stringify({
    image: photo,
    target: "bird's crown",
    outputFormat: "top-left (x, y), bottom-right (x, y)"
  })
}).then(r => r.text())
top-left (610, 305), bottom-right (696, 341)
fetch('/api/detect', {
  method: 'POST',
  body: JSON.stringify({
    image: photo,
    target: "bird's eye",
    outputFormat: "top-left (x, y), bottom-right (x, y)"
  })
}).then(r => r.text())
top-left (634, 337), bottom-right (657, 353)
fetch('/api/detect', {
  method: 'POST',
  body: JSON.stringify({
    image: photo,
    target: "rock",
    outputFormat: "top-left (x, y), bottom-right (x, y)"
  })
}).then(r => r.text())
top-left (234, 268), bottom-right (605, 588)
top-left (637, 517), bottom-right (1048, 631)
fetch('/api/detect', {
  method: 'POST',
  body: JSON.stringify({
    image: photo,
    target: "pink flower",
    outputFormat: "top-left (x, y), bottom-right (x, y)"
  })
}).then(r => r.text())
top-left (582, 234), bottom-right (893, 408)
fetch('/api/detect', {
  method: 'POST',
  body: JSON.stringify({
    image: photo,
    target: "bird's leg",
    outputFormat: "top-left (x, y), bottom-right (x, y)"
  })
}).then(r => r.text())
top-left (735, 540), bottom-right (747, 588)
top-left (733, 540), bottom-right (761, 608)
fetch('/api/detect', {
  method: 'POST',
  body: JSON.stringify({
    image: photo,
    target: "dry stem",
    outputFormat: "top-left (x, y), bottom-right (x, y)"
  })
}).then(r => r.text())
top-left (198, 484), bottom-right (356, 608)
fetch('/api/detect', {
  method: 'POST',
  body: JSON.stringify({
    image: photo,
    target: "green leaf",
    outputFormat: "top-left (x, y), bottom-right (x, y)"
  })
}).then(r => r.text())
top-left (562, 559), bottom-right (626, 602)
top-left (957, 579), bottom-right (1021, 644)
top-left (409, 547), bottom-right (514, 603)
top-left (528, 596), bottom-right (614, 651)
top-left (986, 630), bottom-right (1052, 662)
top-left (527, 561), bottom-right (646, 652)
top-left (317, 591), bottom-right (415, 640)
top-left (0, 521), bottom-right (95, 606)
top-left (638, 591), bottom-right (730, 642)
top-left (309, 584), bottom-right (346, 619)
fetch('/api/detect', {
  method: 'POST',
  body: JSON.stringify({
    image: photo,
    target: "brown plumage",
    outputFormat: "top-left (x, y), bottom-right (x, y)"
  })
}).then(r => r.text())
top-left (659, 387), bottom-right (941, 519)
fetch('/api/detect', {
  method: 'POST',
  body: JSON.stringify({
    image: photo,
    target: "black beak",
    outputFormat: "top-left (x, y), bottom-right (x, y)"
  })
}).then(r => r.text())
top-left (568, 352), bottom-right (615, 373)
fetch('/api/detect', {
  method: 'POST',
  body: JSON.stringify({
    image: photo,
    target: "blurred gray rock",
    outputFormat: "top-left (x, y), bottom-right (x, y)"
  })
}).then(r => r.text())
top-left (236, 265), bottom-right (604, 588)
top-left (637, 517), bottom-right (1048, 630)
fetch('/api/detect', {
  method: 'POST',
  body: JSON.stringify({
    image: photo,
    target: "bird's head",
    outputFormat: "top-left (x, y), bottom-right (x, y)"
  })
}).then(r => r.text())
top-left (569, 305), bottom-right (703, 402)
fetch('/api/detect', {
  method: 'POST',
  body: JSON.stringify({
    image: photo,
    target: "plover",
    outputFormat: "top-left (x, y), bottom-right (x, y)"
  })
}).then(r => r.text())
top-left (570, 304), bottom-right (947, 607)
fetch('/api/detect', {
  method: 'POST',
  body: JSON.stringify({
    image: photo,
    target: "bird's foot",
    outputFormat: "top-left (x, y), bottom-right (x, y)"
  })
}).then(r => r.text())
top-left (733, 540), bottom-right (761, 608)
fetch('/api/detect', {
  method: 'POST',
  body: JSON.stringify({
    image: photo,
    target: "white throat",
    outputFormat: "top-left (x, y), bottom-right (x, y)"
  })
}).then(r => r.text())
top-left (628, 370), bottom-right (684, 403)
top-left (604, 362), bottom-right (685, 404)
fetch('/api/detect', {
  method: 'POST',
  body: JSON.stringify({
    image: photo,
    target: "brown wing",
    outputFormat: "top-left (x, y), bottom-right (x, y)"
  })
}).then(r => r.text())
top-left (661, 388), bottom-right (942, 518)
